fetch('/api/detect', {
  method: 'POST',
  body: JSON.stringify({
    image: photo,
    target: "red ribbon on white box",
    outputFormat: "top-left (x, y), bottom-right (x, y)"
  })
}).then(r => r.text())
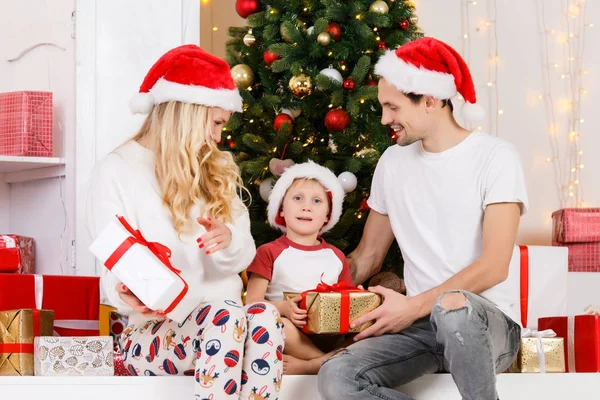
top-left (33, 274), bottom-right (99, 332)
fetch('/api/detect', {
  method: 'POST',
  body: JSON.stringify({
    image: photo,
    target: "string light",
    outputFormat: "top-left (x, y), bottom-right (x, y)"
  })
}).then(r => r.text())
top-left (537, 0), bottom-right (590, 207)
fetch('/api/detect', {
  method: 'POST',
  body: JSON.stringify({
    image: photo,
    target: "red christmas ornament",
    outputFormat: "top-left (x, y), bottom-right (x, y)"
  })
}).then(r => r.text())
top-left (228, 139), bottom-right (236, 149)
top-left (378, 41), bottom-right (387, 50)
top-left (359, 198), bottom-right (371, 211)
top-left (273, 113), bottom-right (294, 132)
top-left (343, 79), bottom-right (355, 92)
top-left (325, 109), bottom-right (350, 132)
top-left (326, 22), bottom-right (342, 42)
top-left (400, 19), bottom-right (410, 30)
top-left (365, 78), bottom-right (378, 87)
top-left (235, 0), bottom-right (261, 19)
top-left (263, 51), bottom-right (279, 67)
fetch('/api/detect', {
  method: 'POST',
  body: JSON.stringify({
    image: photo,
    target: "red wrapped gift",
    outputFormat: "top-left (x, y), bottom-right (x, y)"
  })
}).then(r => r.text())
top-left (0, 91), bottom-right (53, 157)
top-left (0, 274), bottom-right (100, 336)
top-left (0, 235), bottom-right (35, 274)
top-left (538, 313), bottom-right (600, 372)
top-left (553, 208), bottom-right (600, 243)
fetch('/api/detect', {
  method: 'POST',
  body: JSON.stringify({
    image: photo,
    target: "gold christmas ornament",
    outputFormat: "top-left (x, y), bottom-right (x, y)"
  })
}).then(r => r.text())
top-left (369, 0), bottom-right (390, 14)
top-left (231, 64), bottom-right (255, 89)
top-left (410, 15), bottom-right (419, 24)
top-left (317, 32), bottom-right (332, 46)
top-left (243, 29), bottom-right (256, 46)
top-left (288, 73), bottom-right (313, 98)
top-left (296, 19), bottom-right (308, 33)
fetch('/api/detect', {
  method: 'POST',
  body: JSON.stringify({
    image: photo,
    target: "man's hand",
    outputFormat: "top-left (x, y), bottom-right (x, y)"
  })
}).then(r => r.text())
top-left (116, 283), bottom-right (165, 319)
top-left (282, 295), bottom-right (307, 328)
top-left (350, 286), bottom-right (419, 341)
top-left (197, 217), bottom-right (232, 254)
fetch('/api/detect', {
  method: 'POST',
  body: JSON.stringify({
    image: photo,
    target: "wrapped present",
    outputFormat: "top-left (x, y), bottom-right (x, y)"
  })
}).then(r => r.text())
top-left (0, 274), bottom-right (100, 336)
top-left (89, 215), bottom-right (198, 324)
top-left (538, 310), bottom-right (600, 372)
top-left (34, 336), bottom-right (114, 376)
top-left (284, 282), bottom-right (382, 334)
top-left (0, 309), bottom-right (54, 376)
top-left (0, 91), bottom-right (53, 157)
top-left (510, 329), bottom-right (566, 373)
top-left (552, 208), bottom-right (600, 243)
top-left (511, 245), bottom-right (568, 330)
top-left (0, 235), bottom-right (35, 274)
top-left (552, 208), bottom-right (600, 272)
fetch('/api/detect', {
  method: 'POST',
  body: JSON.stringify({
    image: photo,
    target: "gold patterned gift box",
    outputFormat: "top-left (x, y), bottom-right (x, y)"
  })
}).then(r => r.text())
top-left (511, 329), bottom-right (566, 373)
top-left (283, 289), bottom-right (382, 334)
top-left (34, 336), bottom-right (114, 376)
top-left (0, 309), bottom-right (54, 376)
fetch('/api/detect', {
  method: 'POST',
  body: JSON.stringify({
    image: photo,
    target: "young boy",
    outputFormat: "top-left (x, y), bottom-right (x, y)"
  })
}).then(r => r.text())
top-left (246, 161), bottom-right (353, 375)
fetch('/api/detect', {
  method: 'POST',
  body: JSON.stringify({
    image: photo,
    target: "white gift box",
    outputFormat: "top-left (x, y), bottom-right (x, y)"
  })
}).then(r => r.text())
top-left (34, 336), bottom-right (114, 376)
top-left (89, 216), bottom-right (193, 323)
top-left (509, 245), bottom-right (569, 330)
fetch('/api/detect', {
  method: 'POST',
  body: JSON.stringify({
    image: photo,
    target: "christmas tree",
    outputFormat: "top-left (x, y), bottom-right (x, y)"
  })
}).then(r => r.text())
top-left (224, 0), bottom-right (422, 279)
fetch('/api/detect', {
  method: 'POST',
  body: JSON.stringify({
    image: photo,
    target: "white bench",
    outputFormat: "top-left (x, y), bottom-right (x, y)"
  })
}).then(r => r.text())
top-left (2, 373), bottom-right (599, 399)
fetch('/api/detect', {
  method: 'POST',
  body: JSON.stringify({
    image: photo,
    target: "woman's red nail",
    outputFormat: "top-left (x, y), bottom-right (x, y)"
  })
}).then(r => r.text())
top-left (206, 250), bottom-right (210, 254)
top-left (122, 285), bottom-right (128, 291)
top-left (199, 244), bottom-right (204, 248)
top-left (208, 217), bottom-right (212, 221)
top-left (197, 238), bottom-right (202, 243)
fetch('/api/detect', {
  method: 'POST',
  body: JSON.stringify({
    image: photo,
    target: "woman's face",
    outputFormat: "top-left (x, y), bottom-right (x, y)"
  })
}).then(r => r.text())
top-left (209, 108), bottom-right (232, 143)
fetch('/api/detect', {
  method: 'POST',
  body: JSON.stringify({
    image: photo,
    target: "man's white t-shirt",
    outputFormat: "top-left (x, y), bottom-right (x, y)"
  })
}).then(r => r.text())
top-left (367, 132), bottom-right (528, 323)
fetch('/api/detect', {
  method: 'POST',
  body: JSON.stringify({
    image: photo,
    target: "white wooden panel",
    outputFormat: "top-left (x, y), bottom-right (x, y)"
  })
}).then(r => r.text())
top-left (75, 0), bottom-right (199, 281)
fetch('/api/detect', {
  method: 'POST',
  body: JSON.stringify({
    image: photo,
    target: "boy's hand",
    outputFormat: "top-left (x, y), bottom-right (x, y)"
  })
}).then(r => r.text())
top-left (197, 217), bottom-right (232, 254)
top-left (116, 283), bottom-right (165, 319)
top-left (285, 295), bottom-right (307, 328)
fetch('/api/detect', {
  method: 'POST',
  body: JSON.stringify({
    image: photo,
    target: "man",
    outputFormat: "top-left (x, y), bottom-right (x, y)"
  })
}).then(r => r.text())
top-left (317, 37), bottom-right (528, 400)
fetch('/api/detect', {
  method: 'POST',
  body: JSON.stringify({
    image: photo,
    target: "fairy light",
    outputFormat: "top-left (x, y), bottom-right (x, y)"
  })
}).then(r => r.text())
top-left (538, 0), bottom-right (590, 207)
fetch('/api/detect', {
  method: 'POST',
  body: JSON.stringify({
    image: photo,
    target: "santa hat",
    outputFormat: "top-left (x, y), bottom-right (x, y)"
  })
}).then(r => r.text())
top-left (374, 37), bottom-right (484, 122)
top-left (130, 44), bottom-right (243, 114)
top-left (267, 161), bottom-right (345, 234)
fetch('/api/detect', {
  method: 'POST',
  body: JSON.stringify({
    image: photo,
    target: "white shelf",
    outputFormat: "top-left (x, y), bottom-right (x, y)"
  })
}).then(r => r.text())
top-left (0, 155), bottom-right (65, 183)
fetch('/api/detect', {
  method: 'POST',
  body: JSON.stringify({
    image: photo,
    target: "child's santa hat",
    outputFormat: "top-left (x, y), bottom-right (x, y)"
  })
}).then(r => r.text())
top-left (129, 44), bottom-right (243, 114)
top-left (267, 161), bottom-right (345, 234)
top-left (374, 37), bottom-right (484, 122)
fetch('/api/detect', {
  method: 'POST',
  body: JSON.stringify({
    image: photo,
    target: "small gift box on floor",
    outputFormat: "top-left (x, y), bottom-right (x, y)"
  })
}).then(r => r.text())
top-left (34, 336), bottom-right (114, 376)
top-left (0, 235), bottom-right (35, 274)
top-left (284, 283), bottom-right (382, 334)
top-left (0, 274), bottom-right (100, 336)
top-left (538, 309), bottom-right (600, 372)
top-left (0, 91), bottom-right (53, 157)
top-left (89, 215), bottom-right (201, 324)
top-left (510, 329), bottom-right (566, 373)
top-left (0, 309), bottom-right (54, 376)
top-left (552, 208), bottom-right (600, 272)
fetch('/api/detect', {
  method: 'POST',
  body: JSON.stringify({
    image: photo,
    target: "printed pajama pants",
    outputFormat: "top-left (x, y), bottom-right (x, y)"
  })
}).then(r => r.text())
top-left (120, 300), bottom-right (285, 400)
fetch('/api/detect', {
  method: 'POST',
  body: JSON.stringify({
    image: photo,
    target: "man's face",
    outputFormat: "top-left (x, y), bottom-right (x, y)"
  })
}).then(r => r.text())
top-left (377, 78), bottom-right (428, 147)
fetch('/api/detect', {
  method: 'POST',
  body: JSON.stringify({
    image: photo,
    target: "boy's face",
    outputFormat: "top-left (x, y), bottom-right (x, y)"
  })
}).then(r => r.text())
top-left (280, 179), bottom-right (330, 237)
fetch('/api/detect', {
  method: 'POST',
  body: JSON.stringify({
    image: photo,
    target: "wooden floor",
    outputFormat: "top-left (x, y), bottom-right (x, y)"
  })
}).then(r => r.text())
top-left (2, 373), bottom-right (600, 399)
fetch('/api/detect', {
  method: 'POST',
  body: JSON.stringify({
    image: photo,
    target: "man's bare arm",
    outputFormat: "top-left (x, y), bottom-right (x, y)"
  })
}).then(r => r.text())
top-left (410, 202), bottom-right (521, 318)
top-left (348, 210), bottom-right (396, 285)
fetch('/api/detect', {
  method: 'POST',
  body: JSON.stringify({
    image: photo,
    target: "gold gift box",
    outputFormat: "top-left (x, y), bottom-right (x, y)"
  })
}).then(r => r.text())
top-left (511, 337), bottom-right (566, 373)
top-left (0, 309), bottom-right (54, 376)
top-left (283, 291), bottom-right (381, 334)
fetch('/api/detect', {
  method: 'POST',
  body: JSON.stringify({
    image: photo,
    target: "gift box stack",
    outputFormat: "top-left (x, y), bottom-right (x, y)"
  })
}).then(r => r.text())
top-left (0, 91), bottom-right (53, 157)
top-left (0, 274), bottom-right (115, 376)
top-left (0, 234), bottom-right (35, 274)
top-left (552, 208), bottom-right (600, 272)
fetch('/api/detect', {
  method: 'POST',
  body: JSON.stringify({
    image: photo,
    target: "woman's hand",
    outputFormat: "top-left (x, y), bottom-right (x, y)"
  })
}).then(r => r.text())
top-left (282, 295), bottom-right (307, 328)
top-left (116, 283), bottom-right (165, 319)
top-left (197, 217), bottom-right (232, 254)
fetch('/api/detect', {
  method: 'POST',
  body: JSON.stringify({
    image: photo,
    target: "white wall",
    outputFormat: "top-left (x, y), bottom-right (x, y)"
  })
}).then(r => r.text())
top-left (0, 0), bottom-right (76, 275)
top-left (413, 0), bottom-right (599, 245)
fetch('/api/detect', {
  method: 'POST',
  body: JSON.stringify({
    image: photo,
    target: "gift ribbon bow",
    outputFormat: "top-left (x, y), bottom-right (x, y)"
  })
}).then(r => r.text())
top-left (522, 328), bottom-right (557, 373)
top-left (300, 278), bottom-right (362, 334)
top-left (104, 215), bottom-right (188, 314)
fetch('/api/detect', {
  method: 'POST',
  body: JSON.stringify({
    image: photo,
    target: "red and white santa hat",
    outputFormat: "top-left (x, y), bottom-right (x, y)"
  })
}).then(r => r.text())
top-left (267, 161), bottom-right (345, 234)
top-left (374, 37), bottom-right (484, 122)
top-left (130, 44), bottom-right (243, 114)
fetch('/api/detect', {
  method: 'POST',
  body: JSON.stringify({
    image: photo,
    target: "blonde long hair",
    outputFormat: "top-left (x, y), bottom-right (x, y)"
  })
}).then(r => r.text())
top-left (130, 101), bottom-right (247, 234)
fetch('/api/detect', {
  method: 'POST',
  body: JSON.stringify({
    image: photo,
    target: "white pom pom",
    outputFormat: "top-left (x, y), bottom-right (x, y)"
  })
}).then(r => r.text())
top-left (461, 102), bottom-right (485, 122)
top-left (129, 92), bottom-right (155, 114)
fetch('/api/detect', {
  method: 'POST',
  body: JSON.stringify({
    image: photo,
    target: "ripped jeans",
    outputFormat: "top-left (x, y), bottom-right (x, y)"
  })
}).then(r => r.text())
top-left (317, 290), bottom-right (521, 400)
